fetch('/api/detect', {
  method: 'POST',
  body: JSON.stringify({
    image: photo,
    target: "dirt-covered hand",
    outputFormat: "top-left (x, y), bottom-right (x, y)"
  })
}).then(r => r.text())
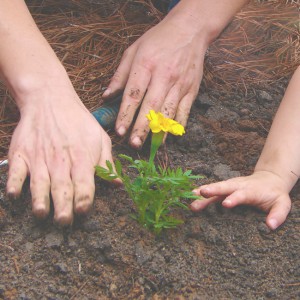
top-left (6, 86), bottom-right (115, 225)
top-left (103, 10), bottom-right (207, 148)
top-left (191, 171), bottom-right (292, 230)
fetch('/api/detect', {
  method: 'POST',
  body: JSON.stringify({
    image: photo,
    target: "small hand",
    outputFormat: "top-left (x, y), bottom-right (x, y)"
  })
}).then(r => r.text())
top-left (191, 171), bottom-right (292, 230)
top-left (103, 11), bottom-right (207, 148)
top-left (6, 86), bottom-right (115, 225)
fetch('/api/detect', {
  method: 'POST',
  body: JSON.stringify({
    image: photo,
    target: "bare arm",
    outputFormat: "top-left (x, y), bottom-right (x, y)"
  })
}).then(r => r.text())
top-left (1, 0), bottom-right (115, 225)
top-left (255, 66), bottom-right (300, 191)
top-left (104, 0), bottom-right (249, 148)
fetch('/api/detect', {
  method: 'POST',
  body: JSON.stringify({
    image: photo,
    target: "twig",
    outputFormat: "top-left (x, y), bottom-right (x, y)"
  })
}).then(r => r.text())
top-left (0, 242), bottom-right (15, 251)
top-left (12, 256), bottom-right (20, 275)
top-left (69, 279), bottom-right (89, 300)
top-left (284, 282), bottom-right (300, 287)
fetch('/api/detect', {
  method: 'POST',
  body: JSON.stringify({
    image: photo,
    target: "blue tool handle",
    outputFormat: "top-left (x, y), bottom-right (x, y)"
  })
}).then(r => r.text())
top-left (92, 94), bottom-right (122, 129)
top-left (168, 0), bottom-right (180, 10)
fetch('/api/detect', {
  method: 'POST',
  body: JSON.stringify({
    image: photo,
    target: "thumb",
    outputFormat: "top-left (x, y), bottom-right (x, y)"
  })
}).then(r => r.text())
top-left (266, 194), bottom-right (292, 230)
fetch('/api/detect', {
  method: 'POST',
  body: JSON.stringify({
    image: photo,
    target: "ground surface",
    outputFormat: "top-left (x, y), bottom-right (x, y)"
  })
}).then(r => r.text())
top-left (1, 0), bottom-right (300, 299)
top-left (1, 81), bottom-right (300, 299)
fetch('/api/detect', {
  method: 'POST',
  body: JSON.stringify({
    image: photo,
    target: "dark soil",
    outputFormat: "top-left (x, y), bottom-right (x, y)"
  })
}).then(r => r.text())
top-left (1, 81), bottom-right (300, 299)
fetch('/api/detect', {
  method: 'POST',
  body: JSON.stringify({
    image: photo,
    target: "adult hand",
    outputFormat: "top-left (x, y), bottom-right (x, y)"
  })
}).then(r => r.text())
top-left (191, 171), bottom-right (292, 230)
top-left (103, 8), bottom-right (208, 148)
top-left (6, 83), bottom-right (115, 225)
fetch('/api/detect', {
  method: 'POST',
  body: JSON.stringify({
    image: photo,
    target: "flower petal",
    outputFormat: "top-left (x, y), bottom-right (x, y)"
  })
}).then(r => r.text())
top-left (147, 110), bottom-right (185, 135)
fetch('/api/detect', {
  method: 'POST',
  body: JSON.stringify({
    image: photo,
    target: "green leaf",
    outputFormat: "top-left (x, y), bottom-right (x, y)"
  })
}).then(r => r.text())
top-left (115, 159), bottom-right (122, 177)
top-left (105, 160), bottom-right (114, 173)
top-left (95, 165), bottom-right (118, 181)
top-left (119, 154), bottom-right (134, 163)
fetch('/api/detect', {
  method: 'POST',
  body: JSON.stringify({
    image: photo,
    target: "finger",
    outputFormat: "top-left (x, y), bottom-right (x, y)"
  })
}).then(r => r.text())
top-left (129, 75), bottom-right (172, 148)
top-left (266, 195), bottom-right (291, 230)
top-left (175, 91), bottom-right (197, 127)
top-left (221, 190), bottom-right (248, 208)
top-left (72, 163), bottom-right (95, 216)
top-left (50, 157), bottom-right (74, 226)
top-left (160, 83), bottom-right (184, 119)
top-left (198, 179), bottom-right (242, 198)
top-left (103, 47), bottom-right (135, 98)
top-left (190, 196), bottom-right (225, 211)
top-left (161, 84), bottom-right (187, 144)
top-left (115, 65), bottom-right (151, 137)
top-left (6, 153), bottom-right (28, 199)
top-left (98, 136), bottom-right (122, 185)
top-left (30, 162), bottom-right (51, 219)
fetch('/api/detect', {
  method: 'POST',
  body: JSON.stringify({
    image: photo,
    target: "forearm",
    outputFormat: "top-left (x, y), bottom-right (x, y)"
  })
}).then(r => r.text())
top-left (255, 66), bottom-right (300, 191)
top-left (0, 0), bottom-right (69, 108)
top-left (165, 0), bottom-right (249, 47)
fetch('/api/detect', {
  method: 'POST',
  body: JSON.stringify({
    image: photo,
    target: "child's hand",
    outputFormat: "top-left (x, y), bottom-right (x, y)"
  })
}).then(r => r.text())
top-left (191, 171), bottom-right (292, 230)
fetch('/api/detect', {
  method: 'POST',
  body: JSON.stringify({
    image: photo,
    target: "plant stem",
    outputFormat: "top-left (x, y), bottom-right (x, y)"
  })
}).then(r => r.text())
top-left (149, 131), bottom-right (164, 164)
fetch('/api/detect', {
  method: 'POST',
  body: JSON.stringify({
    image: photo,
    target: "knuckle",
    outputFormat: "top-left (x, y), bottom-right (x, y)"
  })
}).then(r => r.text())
top-left (148, 99), bottom-right (160, 108)
top-left (159, 68), bottom-right (178, 83)
top-left (30, 176), bottom-right (49, 188)
top-left (162, 102), bottom-right (177, 118)
top-left (177, 105), bottom-right (190, 118)
top-left (139, 56), bottom-right (155, 72)
top-left (51, 181), bottom-right (72, 193)
top-left (127, 87), bottom-right (142, 100)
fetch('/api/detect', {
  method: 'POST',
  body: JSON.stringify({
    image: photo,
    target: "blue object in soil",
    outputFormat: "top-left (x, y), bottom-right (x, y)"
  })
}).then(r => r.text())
top-left (168, 0), bottom-right (180, 11)
top-left (92, 94), bottom-right (122, 129)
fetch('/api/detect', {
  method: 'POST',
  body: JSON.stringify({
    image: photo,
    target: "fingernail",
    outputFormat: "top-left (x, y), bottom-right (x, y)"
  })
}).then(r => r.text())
top-left (190, 201), bottom-right (200, 210)
top-left (117, 126), bottom-right (126, 136)
top-left (7, 187), bottom-right (17, 200)
top-left (131, 136), bottom-right (142, 148)
top-left (223, 199), bottom-right (232, 206)
top-left (102, 88), bottom-right (111, 97)
top-left (268, 218), bottom-right (278, 230)
top-left (200, 187), bottom-right (211, 196)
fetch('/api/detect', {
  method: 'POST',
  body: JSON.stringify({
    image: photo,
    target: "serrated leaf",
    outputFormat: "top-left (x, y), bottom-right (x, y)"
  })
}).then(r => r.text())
top-left (119, 154), bottom-right (134, 163)
top-left (115, 159), bottom-right (122, 176)
top-left (95, 165), bottom-right (118, 181)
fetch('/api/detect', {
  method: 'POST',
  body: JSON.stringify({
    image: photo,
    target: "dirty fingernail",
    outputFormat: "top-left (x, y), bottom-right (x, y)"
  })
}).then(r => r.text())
top-left (190, 201), bottom-right (200, 210)
top-left (117, 126), bottom-right (126, 136)
top-left (131, 136), bottom-right (142, 148)
top-left (7, 187), bottom-right (17, 200)
top-left (102, 88), bottom-right (111, 97)
top-left (223, 199), bottom-right (232, 206)
top-left (268, 218), bottom-right (278, 230)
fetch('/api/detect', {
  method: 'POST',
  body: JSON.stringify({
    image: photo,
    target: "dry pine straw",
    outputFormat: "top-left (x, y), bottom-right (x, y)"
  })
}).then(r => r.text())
top-left (0, 0), bottom-right (299, 160)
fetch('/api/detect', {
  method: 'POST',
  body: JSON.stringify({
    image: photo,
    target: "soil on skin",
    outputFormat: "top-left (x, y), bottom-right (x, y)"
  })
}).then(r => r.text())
top-left (1, 80), bottom-right (300, 299)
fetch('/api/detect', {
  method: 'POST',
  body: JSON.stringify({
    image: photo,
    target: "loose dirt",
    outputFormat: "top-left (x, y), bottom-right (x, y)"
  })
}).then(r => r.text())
top-left (1, 83), bottom-right (300, 299)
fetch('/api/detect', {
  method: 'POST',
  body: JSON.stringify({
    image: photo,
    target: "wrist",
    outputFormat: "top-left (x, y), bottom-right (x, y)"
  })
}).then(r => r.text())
top-left (254, 162), bottom-right (298, 193)
top-left (5, 64), bottom-right (71, 110)
top-left (164, 4), bottom-right (212, 49)
top-left (166, 0), bottom-right (248, 47)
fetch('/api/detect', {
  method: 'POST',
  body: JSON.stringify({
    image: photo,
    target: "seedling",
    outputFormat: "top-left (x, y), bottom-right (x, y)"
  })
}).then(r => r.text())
top-left (96, 110), bottom-right (202, 234)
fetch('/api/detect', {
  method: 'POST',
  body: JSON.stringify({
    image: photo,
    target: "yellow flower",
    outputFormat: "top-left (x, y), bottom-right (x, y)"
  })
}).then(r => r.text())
top-left (146, 110), bottom-right (185, 136)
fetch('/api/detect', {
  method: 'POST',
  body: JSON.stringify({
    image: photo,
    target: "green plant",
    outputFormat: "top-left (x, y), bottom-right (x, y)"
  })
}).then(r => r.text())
top-left (95, 110), bottom-right (203, 234)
